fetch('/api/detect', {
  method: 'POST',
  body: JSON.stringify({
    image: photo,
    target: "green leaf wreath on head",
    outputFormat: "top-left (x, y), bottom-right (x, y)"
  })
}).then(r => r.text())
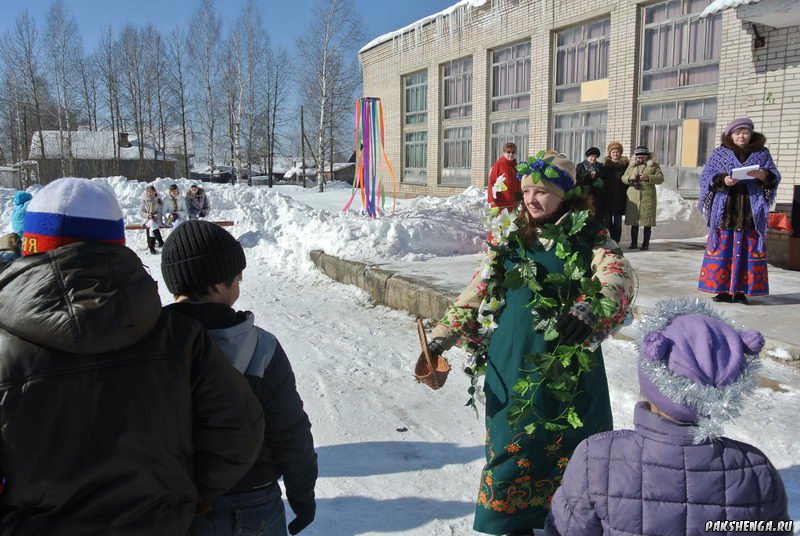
top-left (440, 153), bottom-right (619, 436)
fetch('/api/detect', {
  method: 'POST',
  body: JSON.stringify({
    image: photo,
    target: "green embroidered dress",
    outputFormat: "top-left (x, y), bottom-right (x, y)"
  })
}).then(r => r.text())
top-left (431, 216), bottom-right (633, 535)
top-left (475, 229), bottom-right (613, 534)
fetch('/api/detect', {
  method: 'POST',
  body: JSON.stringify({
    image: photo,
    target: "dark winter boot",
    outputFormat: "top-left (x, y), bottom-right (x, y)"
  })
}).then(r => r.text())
top-left (713, 293), bottom-right (733, 303)
top-left (629, 226), bottom-right (639, 249)
top-left (640, 227), bottom-right (652, 250)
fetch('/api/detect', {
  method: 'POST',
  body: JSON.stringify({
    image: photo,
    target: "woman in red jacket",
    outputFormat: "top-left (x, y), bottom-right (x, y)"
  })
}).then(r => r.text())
top-left (488, 142), bottom-right (520, 209)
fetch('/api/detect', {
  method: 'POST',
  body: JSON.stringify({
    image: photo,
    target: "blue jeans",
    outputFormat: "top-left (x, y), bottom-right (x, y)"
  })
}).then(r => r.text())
top-left (191, 483), bottom-right (287, 536)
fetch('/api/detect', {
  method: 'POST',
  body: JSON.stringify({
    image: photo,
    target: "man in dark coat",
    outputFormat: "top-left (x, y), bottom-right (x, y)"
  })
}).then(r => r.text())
top-left (0, 178), bottom-right (264, 535)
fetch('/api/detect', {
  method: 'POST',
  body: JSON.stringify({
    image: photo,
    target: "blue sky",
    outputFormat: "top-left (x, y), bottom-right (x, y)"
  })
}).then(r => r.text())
top-left (0, 0), bottom-right (455, 52)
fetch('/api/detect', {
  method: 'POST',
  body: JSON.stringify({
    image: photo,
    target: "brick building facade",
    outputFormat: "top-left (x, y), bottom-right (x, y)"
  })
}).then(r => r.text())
top-left (359, 0), bottom-right (800, 204)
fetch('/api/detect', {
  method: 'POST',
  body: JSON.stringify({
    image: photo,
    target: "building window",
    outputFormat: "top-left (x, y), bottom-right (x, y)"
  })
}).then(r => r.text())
top-left (403, 131), bottom-right (427, 183)
top-left (555, 18), bottom-right (610, 103)
top-left (403, 70), bottom-right (428, 184)
top-left (442, 58), bottom-right (472, 120)
top-left (491, 42), bottom-right (531, 112)
top-left (489, 119), bottom-right (529, 169)
top-left (552, 110), bottom-right (607, 165)
top-left (642, 0), bottom-right (721, 92)
top-left (404, 70), bottom-right (428, 124)
top-left (441, 126), bottom-right (472, 185)
top-left (639, 97), bottom-right (716, 168)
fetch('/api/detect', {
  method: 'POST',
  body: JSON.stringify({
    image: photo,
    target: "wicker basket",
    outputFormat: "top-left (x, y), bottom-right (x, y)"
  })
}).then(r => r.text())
top-left (413, 319), bottom-right (451, 390)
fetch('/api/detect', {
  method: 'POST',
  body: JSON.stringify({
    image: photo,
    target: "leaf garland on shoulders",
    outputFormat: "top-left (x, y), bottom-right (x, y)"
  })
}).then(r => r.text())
top-left (441, 202), bottom-right (620, 436)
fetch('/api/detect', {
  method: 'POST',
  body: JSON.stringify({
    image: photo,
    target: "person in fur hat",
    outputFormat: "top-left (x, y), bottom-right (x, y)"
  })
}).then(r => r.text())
top-left (426, 150), bottom-right (634, 535)
top-left (622, 146), bottom-right (664, 250)
top-left (601, 142), bottom-right (629, 243)
top-left (545, 298), bottom-right (790, 535)
top-left (575, 147), bottom-right (604, 224)
top-left (698, 117), bottom-right (780, 305)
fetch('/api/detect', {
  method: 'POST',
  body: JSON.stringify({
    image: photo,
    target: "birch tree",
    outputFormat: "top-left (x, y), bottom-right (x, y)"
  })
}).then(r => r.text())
top-left (1, 12), bottom-right (48, 169)
top-left (296, 0), bottom-right (363, 191)
top-left (166, 26), bottom-right (192, 179)
top-left (95, 26), bottom-right (122, 171)
top-left (45, 0), bottom-right (82, 176)
top-left (188, 0), bottom-right (221, 177)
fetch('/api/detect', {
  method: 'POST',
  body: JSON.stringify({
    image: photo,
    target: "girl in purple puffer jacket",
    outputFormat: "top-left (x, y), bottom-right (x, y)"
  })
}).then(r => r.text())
top-left (545, 298), bottom-right (790, 536)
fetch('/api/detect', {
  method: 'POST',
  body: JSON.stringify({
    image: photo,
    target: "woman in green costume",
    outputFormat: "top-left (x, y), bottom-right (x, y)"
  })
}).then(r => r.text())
top-left (429, 151), bottom-right (634, 535)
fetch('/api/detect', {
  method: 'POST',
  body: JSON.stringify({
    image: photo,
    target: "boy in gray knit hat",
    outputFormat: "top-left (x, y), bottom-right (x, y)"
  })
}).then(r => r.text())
top-left (161, 220), bottom-right (318, 536)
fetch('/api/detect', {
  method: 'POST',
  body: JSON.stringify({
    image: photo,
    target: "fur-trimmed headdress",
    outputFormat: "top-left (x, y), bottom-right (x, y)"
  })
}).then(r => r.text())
top-left (636, 298), bottom-right (764, 444)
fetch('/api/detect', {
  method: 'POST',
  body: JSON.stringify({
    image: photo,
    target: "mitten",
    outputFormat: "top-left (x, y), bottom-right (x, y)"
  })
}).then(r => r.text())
top-left (555, 302), bottom-right (596, 346)
top-left (288, 500), bottom-right (315, 535)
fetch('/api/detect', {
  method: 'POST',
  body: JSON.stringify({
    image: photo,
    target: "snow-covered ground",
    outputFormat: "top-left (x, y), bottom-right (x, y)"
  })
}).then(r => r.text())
top-left (1, 178), bottom-right (797, 534)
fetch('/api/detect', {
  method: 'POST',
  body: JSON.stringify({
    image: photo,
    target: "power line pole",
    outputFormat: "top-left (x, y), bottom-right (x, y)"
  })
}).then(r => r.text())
top-left (300, 105), bottom-right (306, 188)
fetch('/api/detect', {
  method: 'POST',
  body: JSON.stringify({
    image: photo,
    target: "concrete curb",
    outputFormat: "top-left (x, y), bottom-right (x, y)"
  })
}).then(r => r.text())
top-left (310, 250), bottom-right (455, 321)
top-left (309, 250), bottom-right (800, 368)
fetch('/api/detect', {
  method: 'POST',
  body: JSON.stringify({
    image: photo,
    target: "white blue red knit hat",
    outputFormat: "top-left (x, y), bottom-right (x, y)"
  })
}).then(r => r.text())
top-left (22, 178), bottom-right (125, 256)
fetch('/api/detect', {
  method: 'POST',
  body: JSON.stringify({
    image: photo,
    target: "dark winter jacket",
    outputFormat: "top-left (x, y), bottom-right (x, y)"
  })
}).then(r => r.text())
top-left (601, 157), bottom-right (629, 216)
top-left (545, 402), bottom-right (790, 536)
top-left (0, 243), bottom-right (265, 535)
top-left (167, 302), bottom-right (318, 518)
top-left (576, 160), bottom-right (605, 218)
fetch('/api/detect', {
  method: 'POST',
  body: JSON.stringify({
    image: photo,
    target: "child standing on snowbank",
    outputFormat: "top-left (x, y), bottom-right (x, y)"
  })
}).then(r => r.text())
top-left (140, 185), bottom-right (164, 254)
top-left (545, 298), bottom-right (790, 535)
top-left (161, 220), bottom-right (318, 536)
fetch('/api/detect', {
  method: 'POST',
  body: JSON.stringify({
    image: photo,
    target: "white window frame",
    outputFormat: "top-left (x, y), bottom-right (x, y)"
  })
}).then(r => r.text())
top-left (641, 0), bottom-right (722, 93)
top-left (404, 70), bottom-right (428, 125)
top-left (403, 131), bottom-right (427, 184)
top-left (442, 57), bottom-right (473, 120)
top-left (490, 42), bottom-right (531, 112)
top-left (488, 118), bottom-right (529, 174)
top-left (638, 97), bottom-right (716, 168)
top-left (441, 126), bottom-right (472, 186)
top-left (552, 110), bottom-right (607, 165)
top-left (554, 18), bottom-right (610, 104)
top-left (402, 70), bottom-right (428, 184)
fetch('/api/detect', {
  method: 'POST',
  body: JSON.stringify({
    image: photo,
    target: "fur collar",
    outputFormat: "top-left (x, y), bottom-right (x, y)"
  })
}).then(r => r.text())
top-left (604, 156), bottom-right (629, 169)
top-left (721, 132), bottom-right (766, 162)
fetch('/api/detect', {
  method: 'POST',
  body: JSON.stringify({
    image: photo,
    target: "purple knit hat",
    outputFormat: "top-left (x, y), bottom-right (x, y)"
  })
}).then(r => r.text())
top-left (724, 117), bottom-right (754, 136)
top-left (637, 298), bottom-right (764, 443)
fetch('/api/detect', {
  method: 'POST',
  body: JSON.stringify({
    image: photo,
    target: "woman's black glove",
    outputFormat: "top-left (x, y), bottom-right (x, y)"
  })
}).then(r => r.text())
top-left (288, 500), bottom-right (315, 534)
top-left (426, 340), bottom-right (444, 357)
top-left (555, 302), bottom-right (597, 346)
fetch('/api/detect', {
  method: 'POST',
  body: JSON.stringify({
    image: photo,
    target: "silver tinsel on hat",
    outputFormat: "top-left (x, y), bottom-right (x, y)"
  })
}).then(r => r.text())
top-left (636, 298), bottom-right (762, 445)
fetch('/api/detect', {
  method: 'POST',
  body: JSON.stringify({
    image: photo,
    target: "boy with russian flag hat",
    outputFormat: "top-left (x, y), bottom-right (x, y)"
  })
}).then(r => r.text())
top-left (1, 177), bottom-right (264, 534)
top-left (21, 178), bottom-right (126, 256)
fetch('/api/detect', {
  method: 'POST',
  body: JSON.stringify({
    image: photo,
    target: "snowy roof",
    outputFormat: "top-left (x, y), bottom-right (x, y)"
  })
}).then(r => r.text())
top-left (29, 130), bottom-right (190, 161)
top-left (699, 0), bottom-right (761, 17)
top-left (359, 0), bottom-right (489, 54)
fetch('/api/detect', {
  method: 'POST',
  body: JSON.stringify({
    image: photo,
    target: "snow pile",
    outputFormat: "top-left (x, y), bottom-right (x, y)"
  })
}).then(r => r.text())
top-left (767, 347), bottom-right (797, 361)
top-left (1, 179), bottom-right (708, 276)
